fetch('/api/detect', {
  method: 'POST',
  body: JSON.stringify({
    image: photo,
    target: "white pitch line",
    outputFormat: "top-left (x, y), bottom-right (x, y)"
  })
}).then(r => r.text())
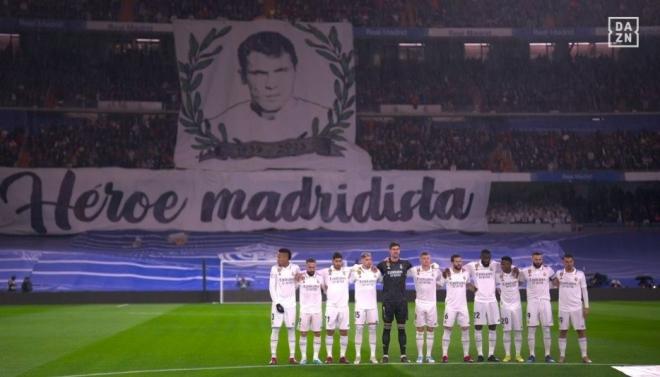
top-left (115, 304), bottom-right (129, 308)
top-left (51, 362), bottom-right (648, 377)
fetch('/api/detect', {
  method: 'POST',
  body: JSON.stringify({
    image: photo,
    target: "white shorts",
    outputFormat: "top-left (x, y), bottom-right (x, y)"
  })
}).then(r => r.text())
top-left (443, 309), bottom-right (470, 328)
top-left (298, 312), bottom-right (322, 332)
top-left (500, 304), bottom-right (523, 331)
top-left (474, 301), bottom-right (501, 326)
top-left (272, 304), bottom-right (296, 328)
top-left (526, 299), bottom-right (553, 327)
top-left (415, 303), bottom-right (438, 328)
top-left (558, 309), bottom-right (586, 331)
top-left (325, 306), bottom-right (350, 330)
top-left (354, 308), bottom-right (378, 325)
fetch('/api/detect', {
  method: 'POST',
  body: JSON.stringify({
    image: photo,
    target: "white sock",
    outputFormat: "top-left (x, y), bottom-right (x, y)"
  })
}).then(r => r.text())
top-left (442, 329), bottom-right (451, 357)
top-left (270, 328), bottom-right (279, 357)
top-left (313, 336), bottom-right (321, 359)
top-left (299, 334), bottom-right (307, 361)
top-left (355, 325), bottom-right (363, 359)
top-left (326, 334), bottom-right (334, 358)
top-left (578, 337), bottom-right (588, 358)
top-left (475, 329), bottom-right (483, 356)
top-left (426, 331), bottom-right (434, 357)
top-left (340, 334), bottom-right (348, 357)
top-left (542, 327), bottom-right (551, 356)
top-left (488, 330), bottom-right (496, 357)
top-left (416, 331), bottom-right (425, 357)
top-left (368, 324), bottom-right (377, 358)
top-left (461, 328), bottom-right (470, 357)
top-left (287, 327), bottom-right (296, 358)
top-left (514, 331), bottom-right (522, 357)
top-left (558, 337), bottom-right (567, 357)
top-left (503, 331), bottom-right (511, 357)
top-left (528, 327), bottom-right (536, 357)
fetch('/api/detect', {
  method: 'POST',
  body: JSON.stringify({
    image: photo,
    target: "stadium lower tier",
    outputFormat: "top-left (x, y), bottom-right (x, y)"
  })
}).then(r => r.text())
top-left (1, 229), bottom-right (658, 292)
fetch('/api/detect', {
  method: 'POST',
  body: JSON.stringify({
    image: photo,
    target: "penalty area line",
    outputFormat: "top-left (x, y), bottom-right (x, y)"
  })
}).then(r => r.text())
top-left (50, 362), bottom-right (646, 377)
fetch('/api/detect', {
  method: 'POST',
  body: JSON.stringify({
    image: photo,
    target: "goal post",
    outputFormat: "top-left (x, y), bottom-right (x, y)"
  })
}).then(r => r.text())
top-left (218, 258), bottom-right (342, 304)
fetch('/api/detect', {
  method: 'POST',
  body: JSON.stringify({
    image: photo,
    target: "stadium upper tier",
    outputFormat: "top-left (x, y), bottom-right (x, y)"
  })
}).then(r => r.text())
top-left (1, 0), bottom-right (659, 27)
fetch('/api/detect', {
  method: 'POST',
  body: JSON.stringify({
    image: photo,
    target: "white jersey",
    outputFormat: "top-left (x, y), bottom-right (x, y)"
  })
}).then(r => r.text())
top-left (298, 272), bottom-right (323, 314)
top-left (556, 268), bottom-right (588, 312)
top-left (441, 268), bottom-right (470, 311)
top-left (521, 265), bottom-right (554, 301)
top-left (350, 265), bottom-right (381, 310)
top-left (466, 260), bottom-right (499, 303)
top-left (496, 270), bottom-right (522, 309)
top-left (322, 266), bottom-right (351, 309)
top-left (269, 263), bottom-right (300, 307)
top-left (409, 265), bottom-right (442, 306)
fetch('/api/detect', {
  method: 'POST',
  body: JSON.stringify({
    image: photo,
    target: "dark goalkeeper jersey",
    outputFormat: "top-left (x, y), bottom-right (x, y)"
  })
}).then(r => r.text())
top-left (376, 258), bottom-right (413, 303)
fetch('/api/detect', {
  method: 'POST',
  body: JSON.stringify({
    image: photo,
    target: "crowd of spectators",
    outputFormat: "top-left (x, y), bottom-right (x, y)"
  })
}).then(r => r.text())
top-left (357, 118), bottom-right (660, 171)
top-left (0, 34), bottom-right (178, 109)
top-left (489, 183), bottom-right (660, 225)
top-left (487, 202), bottom-right (572, 224)
top-left (0, 127), bottom-right (23, 166)
top-left (357, 47), bottom-right (660, 113)
top-left (1, 0), bottom-right (658, 27)
top-left (5, 35), bottom-right (658, 113)
top-left (562, 184), bottom-right (660, 225)
top-left (15, 114), bottom-right (176, 169)
top-left (2, 115), bottom-right (659, 172)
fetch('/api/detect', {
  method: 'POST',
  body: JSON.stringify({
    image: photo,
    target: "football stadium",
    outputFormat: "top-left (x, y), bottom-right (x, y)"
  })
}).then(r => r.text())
top-left (1, 1), bottom-right (660, 377)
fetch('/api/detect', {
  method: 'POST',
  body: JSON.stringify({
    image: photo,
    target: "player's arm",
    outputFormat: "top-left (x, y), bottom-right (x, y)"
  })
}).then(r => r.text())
top-left (548, 267), bottom-right (558, 288)
top-left (269, 266), bottom-right (279, 303)
top-left (376, 270), bottom-right (383, 283)
top-left (466, 263), bottom-right (478, 290)
top-left (581, 272), bottom-right (590, 318)
top-left (467, 272), bottom-right (478, 292)
top-left (376, 261), bottom-right (386, 275)
top-left (495, 272), bottom-right (502, 296)
top-left (348, 265), bottom-right (358, 284)
top-left (320, 269), bottom-right (328, 293)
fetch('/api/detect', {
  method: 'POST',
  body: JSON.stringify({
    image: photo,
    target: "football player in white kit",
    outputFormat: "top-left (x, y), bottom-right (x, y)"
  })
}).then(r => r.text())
top-left (350, 252), bottom-right (382, 364)
top-left (297, 258), bottom-right (324, 365)
top-left (321, 252), bottom-right (351, 364)
top-left (440, 254), bottom-right (476, 363)
top-left (268, 248), bottom-right (301, 365)
top-left (465, 249), bottom-right (501, 362)
top-left (409, 251), bottom-right (442, 364)
top-left (553, 254), bottom-right (591, 363)
top-left (496, 256), bottom-right (525, 363)
top-left (521, 251), bottom-right (556, 363)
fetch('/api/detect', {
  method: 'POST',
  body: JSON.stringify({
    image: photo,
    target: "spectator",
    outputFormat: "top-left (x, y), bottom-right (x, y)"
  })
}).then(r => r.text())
top-left (21, 276), bottom-right (33, 293)
top-left (7, 275), bottom-right (17, 292)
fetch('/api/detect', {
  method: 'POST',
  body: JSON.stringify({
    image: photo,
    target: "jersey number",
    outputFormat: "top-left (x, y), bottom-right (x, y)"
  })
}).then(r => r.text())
top-left (355, 311), bottom-right (361, 319)
top-left (474, 312), bottom-right (481, 319)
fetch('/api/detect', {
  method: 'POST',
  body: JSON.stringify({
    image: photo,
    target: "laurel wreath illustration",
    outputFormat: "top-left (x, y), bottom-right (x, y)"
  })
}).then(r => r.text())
top-left (177, 23), bottom-right (355, 161)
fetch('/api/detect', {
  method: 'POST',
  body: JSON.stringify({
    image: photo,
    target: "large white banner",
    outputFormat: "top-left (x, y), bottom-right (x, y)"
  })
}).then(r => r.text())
top-left (0, 168), bottom-right (491, 235)
top-left (173, 19), bottom-right (372, 171)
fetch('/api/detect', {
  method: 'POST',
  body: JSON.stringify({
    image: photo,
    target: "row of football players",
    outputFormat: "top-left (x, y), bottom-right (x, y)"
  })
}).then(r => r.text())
top-left (268, 248), bottom-right (590, 365)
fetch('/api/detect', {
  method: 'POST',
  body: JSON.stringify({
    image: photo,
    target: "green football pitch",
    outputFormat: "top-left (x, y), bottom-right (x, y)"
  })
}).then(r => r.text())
top-left (1, 301), bottom-right (659, 377)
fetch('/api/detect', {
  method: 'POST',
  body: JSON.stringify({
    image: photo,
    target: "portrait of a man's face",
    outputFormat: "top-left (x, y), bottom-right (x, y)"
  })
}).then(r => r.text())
top-left (173, 20), bottom-right (373, 170)
top-left (238, 32), bottom-right (298, 116)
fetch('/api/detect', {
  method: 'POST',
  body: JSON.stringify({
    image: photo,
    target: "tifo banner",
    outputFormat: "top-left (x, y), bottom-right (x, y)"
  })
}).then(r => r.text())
top-left (0, 168), bottom-right (491, 235)
top-left (173, 19), bottom-right (372, 171)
